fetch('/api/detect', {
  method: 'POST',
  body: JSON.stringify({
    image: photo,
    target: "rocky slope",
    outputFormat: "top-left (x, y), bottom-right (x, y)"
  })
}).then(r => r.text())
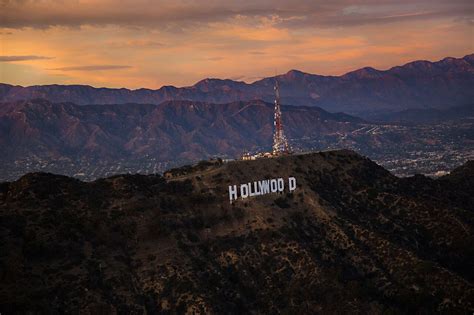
top-left (0, 150), bottom-right (473, 313)
top-left (1, 54), bottom-right (473, 116)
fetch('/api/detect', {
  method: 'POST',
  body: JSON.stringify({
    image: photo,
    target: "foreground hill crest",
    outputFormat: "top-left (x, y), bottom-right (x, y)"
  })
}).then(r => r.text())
top-left (1, 150), bottom-right (473, 313)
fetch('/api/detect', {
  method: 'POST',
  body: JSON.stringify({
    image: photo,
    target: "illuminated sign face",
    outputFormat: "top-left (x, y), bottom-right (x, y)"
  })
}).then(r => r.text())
top-left (228, 177), bottom-right (296, 202)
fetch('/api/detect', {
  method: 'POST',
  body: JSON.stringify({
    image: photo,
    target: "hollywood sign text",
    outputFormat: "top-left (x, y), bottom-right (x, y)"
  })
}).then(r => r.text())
top-left (229, 177), bottom-right (296, 202)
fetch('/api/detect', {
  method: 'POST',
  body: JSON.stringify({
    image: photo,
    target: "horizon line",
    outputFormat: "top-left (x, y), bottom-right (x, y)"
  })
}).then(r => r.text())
top-left (1, 52), bottom-right (472, 91)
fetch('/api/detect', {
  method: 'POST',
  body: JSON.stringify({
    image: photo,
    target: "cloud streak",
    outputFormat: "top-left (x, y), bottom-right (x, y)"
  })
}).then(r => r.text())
top-left (51, 65), bottom-right (132, 71)
top-left (0, 55), bottom-right (53, 62)
top-left (107, 40), bottom-right (164, 48)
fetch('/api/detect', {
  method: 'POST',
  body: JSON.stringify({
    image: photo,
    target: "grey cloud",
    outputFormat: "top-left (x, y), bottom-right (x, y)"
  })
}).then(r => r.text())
top-left (0, 55), bottom-right (53, 62)
top-left (0, 1), bottom-right (244, 29)
top-left (51, 65), bottom-right (131, 71)
top-left (207, 57), bottom-right (224, 61)
top-left (246, 76), bottom-right (266, 81)
top-left (193, 56), bottom-right (224, 61)
top-left (229, 75), bottom-right (245, 80)
top-left (1, 0), bottom-right (472, 30)
top-left (107, 40), bottom-right (164, 48)
top-left (279, 6), bottom-right (474, 29)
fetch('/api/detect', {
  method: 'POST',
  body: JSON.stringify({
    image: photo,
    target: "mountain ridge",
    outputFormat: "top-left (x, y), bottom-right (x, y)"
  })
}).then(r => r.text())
top-left (0, 98), bottom-right (365, 163)
top-left (1, 53), bottom-right (473, 116)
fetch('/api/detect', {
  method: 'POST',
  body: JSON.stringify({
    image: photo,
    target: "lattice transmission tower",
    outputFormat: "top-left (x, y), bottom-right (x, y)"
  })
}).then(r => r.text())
top-left (272, 80), bottom-right (291, 156)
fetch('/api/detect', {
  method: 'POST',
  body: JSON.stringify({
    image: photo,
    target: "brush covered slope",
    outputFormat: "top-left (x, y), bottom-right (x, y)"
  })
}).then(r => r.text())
top-left (0, 150), bottom-right (473, 313)
top-left (0, 98), bottom-right (362, 162)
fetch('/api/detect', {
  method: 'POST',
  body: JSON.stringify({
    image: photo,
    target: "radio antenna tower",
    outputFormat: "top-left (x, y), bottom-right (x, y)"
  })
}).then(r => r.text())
top-left (272, 80), bottom-right (291, 156)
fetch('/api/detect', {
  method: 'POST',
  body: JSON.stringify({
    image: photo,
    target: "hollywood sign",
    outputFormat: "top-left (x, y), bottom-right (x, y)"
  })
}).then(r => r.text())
top-left (228, 177), bottom-right (296, 203)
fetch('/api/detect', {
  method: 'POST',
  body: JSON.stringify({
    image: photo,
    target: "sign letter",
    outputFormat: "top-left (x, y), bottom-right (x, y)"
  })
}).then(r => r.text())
top-left (259, 180), bottom-right (270, 194)
top-left (289, 177), bottom-right (296, 192)
top-left (270, 179), bottom-right (278, 193)
top-left (277, 178), bottom-right (284, 192)
top-left (229, 185), bottom-right (238, 202)
top-left (240, 184), bottom-right (249, 199)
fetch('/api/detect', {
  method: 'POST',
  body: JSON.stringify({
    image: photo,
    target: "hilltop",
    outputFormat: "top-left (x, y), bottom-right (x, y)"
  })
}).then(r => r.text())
top-left (0, 150), bottom-right (473, 313)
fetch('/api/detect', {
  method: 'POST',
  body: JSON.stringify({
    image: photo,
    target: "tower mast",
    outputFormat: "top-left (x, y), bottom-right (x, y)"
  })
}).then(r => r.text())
top-left (272, 80), bottom-right (291, 156)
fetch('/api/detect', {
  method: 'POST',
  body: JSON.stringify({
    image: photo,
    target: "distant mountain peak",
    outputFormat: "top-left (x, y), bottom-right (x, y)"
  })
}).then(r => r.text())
top-left (463, 53), bottom-right (474, 66)
top-left (343, 66), bottom-right (381, 79)
top-left (279, 69), bottom-right (308, 80)
top-left (286, 69), bottom-right (306, 75)
top-left (193, 78), bottom-right (247, 92)
top-left (193, 77), bottom-right (220, 86)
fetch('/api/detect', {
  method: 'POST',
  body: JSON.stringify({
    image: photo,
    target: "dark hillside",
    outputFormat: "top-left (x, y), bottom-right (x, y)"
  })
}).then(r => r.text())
top-left (0, 150), bottom-right (473, 313)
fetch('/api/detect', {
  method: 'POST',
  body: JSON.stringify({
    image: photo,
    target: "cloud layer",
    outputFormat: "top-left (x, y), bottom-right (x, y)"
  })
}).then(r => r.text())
top-left (1, 0), bottom-right (472, 88)
top-left (1, 0), bottom-right (472, 29)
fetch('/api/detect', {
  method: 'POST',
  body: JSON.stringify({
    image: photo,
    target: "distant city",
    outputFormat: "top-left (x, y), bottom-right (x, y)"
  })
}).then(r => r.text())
top-left (292, 120), bottom-right (474, 178)
top-left (2, 120), bottom-right (472, 181)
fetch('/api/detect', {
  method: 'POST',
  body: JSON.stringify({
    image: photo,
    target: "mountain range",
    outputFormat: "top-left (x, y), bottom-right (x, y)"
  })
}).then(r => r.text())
top-left (0, 99), bottom-right (364, 162)
top-left (1, 150), bottom-right (472, 313)
top-left (1, 54), bottom-right (473, 116)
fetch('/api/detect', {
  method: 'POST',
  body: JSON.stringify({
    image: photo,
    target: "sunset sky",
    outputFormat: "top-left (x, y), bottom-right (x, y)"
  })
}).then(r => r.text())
top-left (1, 0), bottom-right (473, 89)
